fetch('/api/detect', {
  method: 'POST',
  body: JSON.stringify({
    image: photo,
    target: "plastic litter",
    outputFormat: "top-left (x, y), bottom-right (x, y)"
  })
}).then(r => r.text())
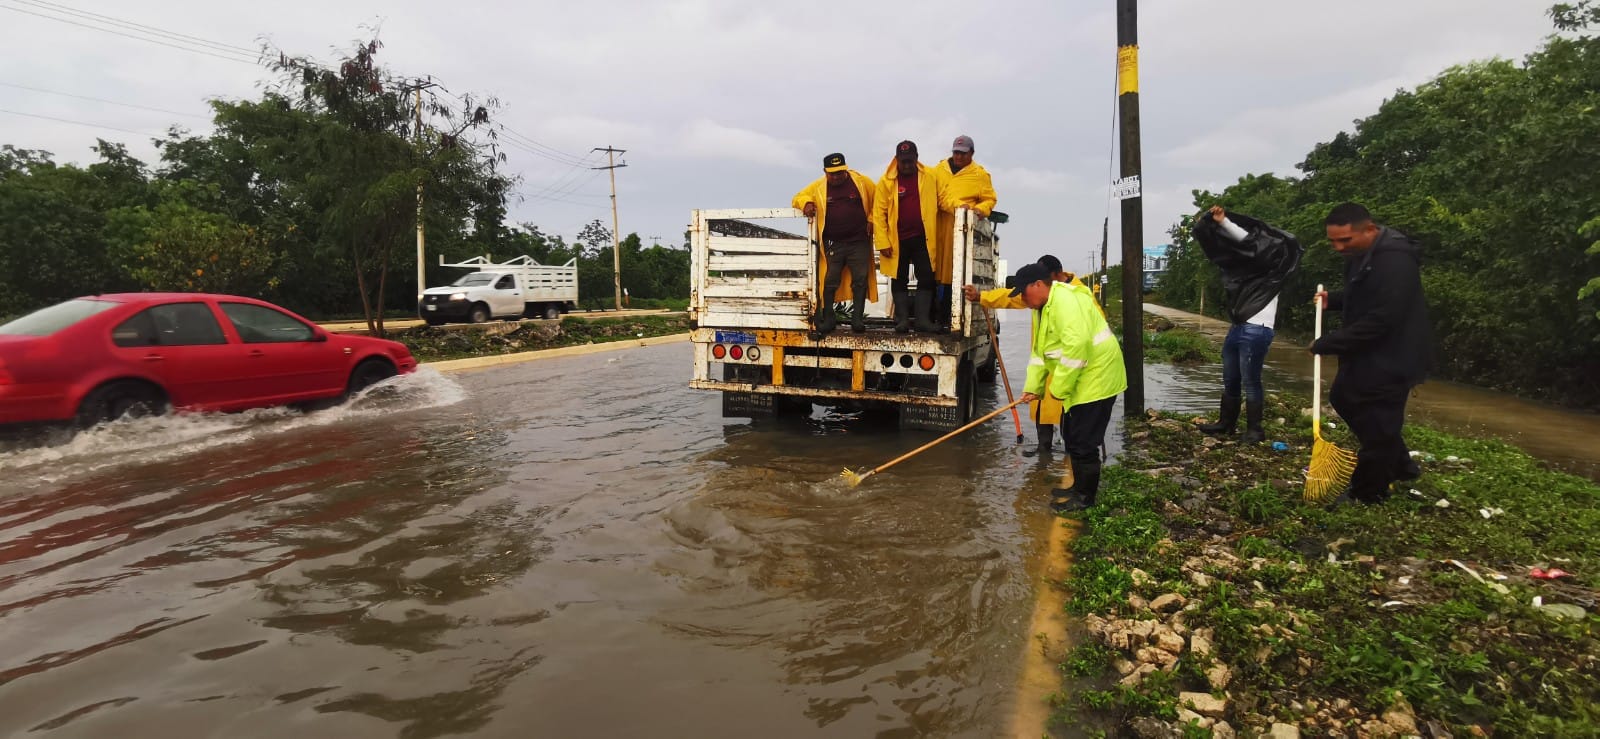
top-left (1381, 600), bottom-right (1408, 609)
top-left (1530, 567), bottom-right (1571, 580)
top-left (1408, 488), bottom-right (1425, 499)
top-left (1540, 603), bottom-right (1587, 621)
top-left (1449, 559), bottom-right (1511, 595)
top-left (1435, 498), bottom-right (1451, 508)
top-left (1271, 441), bottom-right (1289, 452)
top-left (1398, 576), bottom-right (1413, 586)
top-left (1479, 507), bottom-right (1505, 519)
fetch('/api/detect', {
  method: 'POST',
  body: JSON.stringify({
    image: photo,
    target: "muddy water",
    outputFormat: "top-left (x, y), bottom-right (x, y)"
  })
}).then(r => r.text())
top-left (0, 321), bottom-right (1138, 739)
top-left (1142, 304), bottom-right (1600, 480)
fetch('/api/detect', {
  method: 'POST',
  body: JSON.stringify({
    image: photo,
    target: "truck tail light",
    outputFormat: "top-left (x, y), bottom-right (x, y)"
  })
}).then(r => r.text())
top-left (729, 345), bottom-right (743, 360)
top-left (712, 344), bottom-right (726, 359)
top-left (918, 355), bottom-right (935, 371)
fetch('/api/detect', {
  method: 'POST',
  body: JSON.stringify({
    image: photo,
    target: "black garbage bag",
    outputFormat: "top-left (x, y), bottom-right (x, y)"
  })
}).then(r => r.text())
top-left (1191, 212), bottom-right (1303, 324)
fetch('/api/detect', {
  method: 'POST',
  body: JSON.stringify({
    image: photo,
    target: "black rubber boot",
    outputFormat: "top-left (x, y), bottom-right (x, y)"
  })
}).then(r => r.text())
top-left (1036, 423), bottom-right (1055, 456)
top-left (893, 293), bottom-right (911, 333)
top-left (815, 307), bottom-right (836, 335)
top-left (912, 290), bottom-right (939, 333)
top-left (1241, 400), bottom-right (1266, 443)
top-left (850, 299), bottom-right (866, 333)
top-left (1197, 394), bottom-right (1240, 435)
top-left (1051, 458), bottom-right (1103, 513)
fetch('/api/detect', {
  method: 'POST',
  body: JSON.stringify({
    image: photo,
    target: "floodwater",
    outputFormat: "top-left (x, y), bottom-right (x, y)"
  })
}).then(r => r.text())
top-left (0, 318), bottom-right (1124, 739)
top-left (1142, 304), bottom-right (1600, 480)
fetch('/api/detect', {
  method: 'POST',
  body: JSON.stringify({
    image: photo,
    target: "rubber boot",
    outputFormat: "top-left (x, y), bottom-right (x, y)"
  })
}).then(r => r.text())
top-left (1036, 423), bottom-right (1055, 457)
top-left (893, 293), bottom-right (911, 333)
top-left (815, 306), bottom-right (836, 335)
top-left (1241, 400), bottom-right (1266, 443)
top-left (1197, 394), bottom-right (1240, 435)
top-left (850, 298), bottom-right (866, 333)
top-left (912, 290), bottom-right (939, 333)
top-left (1051, 459), bottom-right (1102, 513)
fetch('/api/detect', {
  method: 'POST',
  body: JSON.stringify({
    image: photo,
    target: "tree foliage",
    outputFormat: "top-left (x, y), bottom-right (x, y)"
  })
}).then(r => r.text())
top-left (1158, 7), bottom-right (1600, 408)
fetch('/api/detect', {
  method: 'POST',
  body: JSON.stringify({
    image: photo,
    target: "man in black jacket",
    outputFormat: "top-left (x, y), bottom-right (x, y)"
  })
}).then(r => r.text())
top-left (1312, 203), bottom-right (1431, 503)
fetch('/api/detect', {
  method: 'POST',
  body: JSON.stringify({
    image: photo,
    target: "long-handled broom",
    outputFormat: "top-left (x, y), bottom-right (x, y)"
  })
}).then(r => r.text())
top-left (842, 397), bottom-right (1026, 487)
top-left (1304, 283), bottom-right (1358, 505)
top-left (982, 306), bottom-right (1025, 444)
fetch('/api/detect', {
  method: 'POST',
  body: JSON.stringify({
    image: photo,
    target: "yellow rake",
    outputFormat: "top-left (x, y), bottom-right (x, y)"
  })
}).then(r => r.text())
top-left (1304, 283), bottom-right (1358, 505)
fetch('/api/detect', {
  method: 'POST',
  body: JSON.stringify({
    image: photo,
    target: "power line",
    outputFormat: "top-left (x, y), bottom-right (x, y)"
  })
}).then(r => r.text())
top-left (0, 2), bottom-right (261, 66)
top-left (0, 81), bottom-right (210, 120)
top-left (0, 107), bottom-right (163, 138)
top-left (12, 0), bottom-right (260, 56)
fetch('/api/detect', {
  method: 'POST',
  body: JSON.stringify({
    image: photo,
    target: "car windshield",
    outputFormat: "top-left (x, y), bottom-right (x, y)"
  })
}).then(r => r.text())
top-left (0, 299), bottom-right (119, 336)
top-left (452, 273), bottom-right (496, 287)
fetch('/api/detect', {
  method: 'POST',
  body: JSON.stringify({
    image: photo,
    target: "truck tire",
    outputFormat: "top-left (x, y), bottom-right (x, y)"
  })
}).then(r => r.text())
top-left (977, 346), bottom-right (998, 383)
top-left (957, 358), bottom-right (978, 424)
top-left (468, 303), bottom-right (491, 323)
top-left (542, 304), bottom-right (561, 320)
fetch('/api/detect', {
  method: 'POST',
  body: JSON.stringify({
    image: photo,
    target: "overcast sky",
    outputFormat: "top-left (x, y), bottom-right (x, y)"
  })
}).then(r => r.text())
top-left (0, 0), bottom-right (1555, 275)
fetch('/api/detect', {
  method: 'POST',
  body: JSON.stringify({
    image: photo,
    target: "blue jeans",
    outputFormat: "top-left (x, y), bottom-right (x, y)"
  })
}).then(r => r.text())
top-left (1222, 323), bottom-right (1275, 404)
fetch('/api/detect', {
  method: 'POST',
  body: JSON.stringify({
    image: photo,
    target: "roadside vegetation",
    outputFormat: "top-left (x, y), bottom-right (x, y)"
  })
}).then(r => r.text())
top-left (398, 314), bottom-right (689, 363)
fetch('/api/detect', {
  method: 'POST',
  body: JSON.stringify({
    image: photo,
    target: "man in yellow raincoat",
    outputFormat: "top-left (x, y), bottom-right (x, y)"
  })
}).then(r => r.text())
top-left (930, 134), bottom-right (997, 330)
top-left (873, 140), bottom-right (940, 333)
top-left (962, 255), bottom-right (1086, 456)
top-left (793, 152), bottom-right (878, 334)
top-left (1008, 262), bottom-right (1126, 514)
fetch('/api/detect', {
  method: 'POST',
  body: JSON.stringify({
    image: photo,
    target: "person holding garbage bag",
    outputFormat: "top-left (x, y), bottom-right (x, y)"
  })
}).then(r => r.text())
top-left (1191, 205), bottom-right (1302, 443)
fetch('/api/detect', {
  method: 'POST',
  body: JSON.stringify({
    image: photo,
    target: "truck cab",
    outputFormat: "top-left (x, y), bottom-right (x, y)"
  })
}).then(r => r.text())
top-left (688, 207), bottom-right (1001, 430)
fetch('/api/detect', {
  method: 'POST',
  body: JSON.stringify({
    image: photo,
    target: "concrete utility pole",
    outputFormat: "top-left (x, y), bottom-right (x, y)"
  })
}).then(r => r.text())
top-left (415, 86), bottom-right (426, 305)
top-left (1116, 0), bottom-right (1146, 417)
top-left (593, 146), bottom-right (628, 311)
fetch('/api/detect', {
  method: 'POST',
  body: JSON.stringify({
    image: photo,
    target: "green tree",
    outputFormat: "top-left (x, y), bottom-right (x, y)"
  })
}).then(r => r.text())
top-left (109, 199), bottom-right (279, 295)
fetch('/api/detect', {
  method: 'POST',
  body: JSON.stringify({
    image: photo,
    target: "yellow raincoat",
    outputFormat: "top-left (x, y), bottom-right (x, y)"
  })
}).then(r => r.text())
top-left (792, 171), bottom-right (879, 303)
top-left (977, 276), bottom-right (1087, 426)
top-left (871, 159), bottom-right (941, 279)
top-left (930, 159), bottom-right (998, 284)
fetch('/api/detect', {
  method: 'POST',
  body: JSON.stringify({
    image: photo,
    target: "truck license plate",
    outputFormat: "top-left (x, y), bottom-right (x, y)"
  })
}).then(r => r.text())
top-left (714, 330), bottom-right (756, 344)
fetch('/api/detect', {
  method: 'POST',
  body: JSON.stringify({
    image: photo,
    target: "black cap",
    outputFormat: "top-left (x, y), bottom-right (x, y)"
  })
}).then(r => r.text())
top-left (1009, 263), bottom-right (1052, 296)
top-left (895, 140), bottom-right (918, 161)
top-left (823, 152), bottom-right (847, 172)
top-left (1037, 254), bottom-right (1063, 273)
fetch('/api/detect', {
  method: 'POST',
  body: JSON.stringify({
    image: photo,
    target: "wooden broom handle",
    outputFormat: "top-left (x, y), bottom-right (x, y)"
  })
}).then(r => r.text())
top-left (866, 398), bottom-right (1027, 477)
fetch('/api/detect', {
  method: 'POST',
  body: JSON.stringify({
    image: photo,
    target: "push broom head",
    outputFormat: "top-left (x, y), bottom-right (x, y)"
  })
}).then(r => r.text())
top-left (1303, 428), bottom-right (1358, 505)
top-left (840, 468), bottom-right (864, 487)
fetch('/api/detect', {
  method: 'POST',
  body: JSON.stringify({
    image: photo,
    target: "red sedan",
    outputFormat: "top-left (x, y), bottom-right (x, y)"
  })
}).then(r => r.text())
top-left (0, 293), bottom-right (418, 428)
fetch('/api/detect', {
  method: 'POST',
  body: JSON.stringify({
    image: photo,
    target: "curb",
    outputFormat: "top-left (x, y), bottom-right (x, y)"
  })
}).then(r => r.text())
top-left (426, 333), bottom-right (691, 374)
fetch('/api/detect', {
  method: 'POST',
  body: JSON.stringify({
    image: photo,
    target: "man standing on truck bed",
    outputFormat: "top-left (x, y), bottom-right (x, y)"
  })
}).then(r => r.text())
top-left (873, 140), bottom-right (940, 334)
top-left (931, 135), bottom-right (998, 331)
top-left (964, 255), bottom-right (1088, 457)
top-left (794, 153), bottom-right (878, 334)
top-left (1009, 262), bottom-right (1127, 514)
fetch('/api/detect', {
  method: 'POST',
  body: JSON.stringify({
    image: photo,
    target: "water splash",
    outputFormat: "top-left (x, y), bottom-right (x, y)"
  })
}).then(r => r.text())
top-left (0, 368), bottom-right (466, 483)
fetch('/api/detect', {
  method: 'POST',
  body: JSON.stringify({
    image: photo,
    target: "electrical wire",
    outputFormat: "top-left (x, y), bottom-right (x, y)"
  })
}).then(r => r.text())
top-left (0, 81), bottom-right (210, 119)
top-left (0, 107), bottom-right (163, 137)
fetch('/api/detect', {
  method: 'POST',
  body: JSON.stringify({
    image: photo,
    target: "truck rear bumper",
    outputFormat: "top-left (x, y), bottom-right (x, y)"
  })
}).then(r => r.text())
top-left (688, 379), bottom-right (956, 407)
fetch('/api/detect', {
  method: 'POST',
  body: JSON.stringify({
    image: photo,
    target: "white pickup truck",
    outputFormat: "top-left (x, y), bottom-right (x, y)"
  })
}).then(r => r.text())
top-left (419, 255), bottom-right (579, 324)
top-left (687, 207), bottom-right (1001, 430)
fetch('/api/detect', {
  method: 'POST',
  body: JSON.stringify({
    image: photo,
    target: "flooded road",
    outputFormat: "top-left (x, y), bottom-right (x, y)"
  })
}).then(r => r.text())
top-left (1143, 304), bottom-right (1600, 480)
top-left (0, 319), bottom-right (1115, 739)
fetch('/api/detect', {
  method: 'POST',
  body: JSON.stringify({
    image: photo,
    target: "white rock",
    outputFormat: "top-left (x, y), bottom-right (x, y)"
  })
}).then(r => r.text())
top-left (1268, 723), bottom-right (1300, 739)
top-left (1179, 691), bottom-right (1228, 719)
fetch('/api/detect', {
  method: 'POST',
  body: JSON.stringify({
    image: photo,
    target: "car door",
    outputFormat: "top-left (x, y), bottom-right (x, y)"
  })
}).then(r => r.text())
top-left (219, 302), bottom-right (346, 401)
top-left (492, 274), bottom-right (522, 317)
top-left (109, 302), bottom-right (252, 410)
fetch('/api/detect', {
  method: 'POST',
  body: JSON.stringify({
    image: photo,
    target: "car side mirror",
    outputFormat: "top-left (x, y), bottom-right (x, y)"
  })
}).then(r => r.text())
top-left (311, 330), bottom-right (329, 342)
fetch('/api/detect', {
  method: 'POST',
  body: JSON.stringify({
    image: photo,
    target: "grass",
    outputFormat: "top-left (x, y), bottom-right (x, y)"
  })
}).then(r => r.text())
top-left (1050, 395), bottom-right (1600, 736)
top-left (396, 314), bottom-right (690, 362)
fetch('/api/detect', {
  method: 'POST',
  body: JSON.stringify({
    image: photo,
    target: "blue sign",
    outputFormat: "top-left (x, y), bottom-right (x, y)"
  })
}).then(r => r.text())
top-left (714, 331), bottom-right (758, 345)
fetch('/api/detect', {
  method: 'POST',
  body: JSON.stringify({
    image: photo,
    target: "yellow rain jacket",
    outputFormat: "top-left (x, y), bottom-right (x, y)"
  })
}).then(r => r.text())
top-left (872, 159), bottom-right (941, 279)
top-left (792, 171), bottom-right (879, 303)
top-left (977, 275), bottom-right (1087, 426)
top-left (930, 159), bottom-right (998, 284)
top-left (1025, 281), bottom-right (1127, 410)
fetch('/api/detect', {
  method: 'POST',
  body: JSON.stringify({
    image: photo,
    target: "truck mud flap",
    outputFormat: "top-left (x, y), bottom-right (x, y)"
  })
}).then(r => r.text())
top-left (899, 403), bottom-right (961, 431)
top-left (722, 391), bottom-right (776, 418)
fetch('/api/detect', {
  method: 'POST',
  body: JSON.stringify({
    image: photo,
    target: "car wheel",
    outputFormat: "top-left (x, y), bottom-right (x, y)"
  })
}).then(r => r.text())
top-left (542, 304), bottom-right (560, 320)
top-left (469, 304), bottom-right (491, 323)
top-left (346, 359), bottom-right (398, 398)
top-left (76, 380), bottom-right (167, 428)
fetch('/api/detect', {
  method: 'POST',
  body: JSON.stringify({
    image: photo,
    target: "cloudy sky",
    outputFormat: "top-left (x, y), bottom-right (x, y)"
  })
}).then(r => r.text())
top-left (0, 0), bottom-right (1556, 275)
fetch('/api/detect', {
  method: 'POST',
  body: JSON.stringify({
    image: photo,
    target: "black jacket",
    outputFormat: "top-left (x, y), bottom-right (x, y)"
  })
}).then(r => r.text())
top-left (1312, 227), bottom-right (1432, 386)
top-left (1191, 213), bottom-right (1303, 324)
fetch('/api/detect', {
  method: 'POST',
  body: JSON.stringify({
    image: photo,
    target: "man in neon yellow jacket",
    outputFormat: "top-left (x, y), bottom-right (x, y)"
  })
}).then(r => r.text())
top-left (930, 134), bottom-right (997, 330)
top-left (873, 140), bottom-right (940, 333)
top-left (792, 153), bottom-right (878, 333)
top-left (1009, 262), bottom-right (1126, 513)
top-left (963, 255), bottom-right (1087, 456)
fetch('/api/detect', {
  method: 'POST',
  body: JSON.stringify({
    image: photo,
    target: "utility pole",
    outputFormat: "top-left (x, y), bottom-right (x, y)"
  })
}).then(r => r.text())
top-left (1116, 0), bottom-right (1145, 417)
top-left (593, 146), bottom-right (628, 311)
top-left (414, 85), bottom-right (426, 306)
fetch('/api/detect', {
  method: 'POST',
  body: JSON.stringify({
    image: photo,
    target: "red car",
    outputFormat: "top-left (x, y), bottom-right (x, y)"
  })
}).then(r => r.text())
top-left (0, 293), bottom-right (418, 428)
